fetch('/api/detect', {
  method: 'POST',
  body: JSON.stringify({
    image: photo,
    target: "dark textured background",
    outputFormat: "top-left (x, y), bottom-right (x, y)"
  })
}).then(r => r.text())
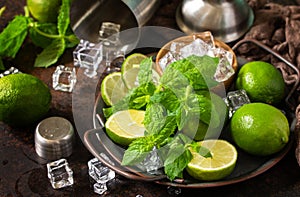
top-left (0, 0), bottom-right (299, 196)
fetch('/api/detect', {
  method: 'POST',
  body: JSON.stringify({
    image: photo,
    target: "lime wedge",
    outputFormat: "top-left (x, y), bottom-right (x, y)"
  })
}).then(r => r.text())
top-left (121, 53), bottom-right (148, 74)
top-left (105, 109), bottom-right (146, 146)
top-left (101, 72), bottom-right (128, 106)
top-left (186, 139), bottom-right (237, 181)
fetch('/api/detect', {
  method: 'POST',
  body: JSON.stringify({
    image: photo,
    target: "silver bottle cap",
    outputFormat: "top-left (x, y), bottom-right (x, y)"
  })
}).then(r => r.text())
top-left (35, 117), bottom-right (75, 160)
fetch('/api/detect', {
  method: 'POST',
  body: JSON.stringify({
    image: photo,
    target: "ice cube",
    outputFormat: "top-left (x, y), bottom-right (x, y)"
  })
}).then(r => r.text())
top-left (73, 39), bottom-right (102, 78)
top-left (140, 146), bottom-right (163, 174)
top-left (88, 158), bottom-right (115, 184)
top-left (224, 89), bottom-right (251, 118)
top-left (73, 39), bottom-right (96, 66)
top-left (104, 49), bottom-right (125, 73)
top-left (213, 47), bottom-right (235, 82)
top-left (93, 182), bottom-right (108, 195)
top-left (99, 22), bottom-right (121, 46)
top-left (47, 158), bottom-right (73, 189)
top-left (52, 65), bottom-right (77, 92)
top-left (180, 38), bottom-right (209, 58)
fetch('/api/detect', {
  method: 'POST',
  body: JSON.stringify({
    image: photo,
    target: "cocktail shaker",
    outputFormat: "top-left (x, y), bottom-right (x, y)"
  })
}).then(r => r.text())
top-left (176, 0), bottom-right (254, 43)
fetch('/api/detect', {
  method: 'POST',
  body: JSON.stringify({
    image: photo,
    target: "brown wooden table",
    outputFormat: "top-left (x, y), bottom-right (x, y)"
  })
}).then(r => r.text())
top-left (0, 0), bottom-right (300, 196)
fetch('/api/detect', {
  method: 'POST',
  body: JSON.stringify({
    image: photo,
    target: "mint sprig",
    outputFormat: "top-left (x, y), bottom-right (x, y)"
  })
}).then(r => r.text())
top-left (0, 0), bottom-right (79, 70)
top-left (105, 55), bottom-right (221, 181)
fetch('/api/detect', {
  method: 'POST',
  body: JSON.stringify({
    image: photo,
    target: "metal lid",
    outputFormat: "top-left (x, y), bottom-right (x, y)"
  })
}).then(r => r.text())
top-left (35, 117), bottom-right (75, 160)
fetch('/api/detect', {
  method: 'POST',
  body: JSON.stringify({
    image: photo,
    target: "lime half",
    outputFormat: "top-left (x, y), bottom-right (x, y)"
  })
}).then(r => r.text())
top-left (121, 53), bottom-right (147, 74)
top-left (105, 109), bottom-right (146, 146)
top-left (186, 139), bottom-right (237, 181)
top-left (101, 72), bottom-right (128, 106)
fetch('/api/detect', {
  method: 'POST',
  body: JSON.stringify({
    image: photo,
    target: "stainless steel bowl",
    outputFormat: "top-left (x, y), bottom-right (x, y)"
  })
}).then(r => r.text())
top-left (176, 0), bottom-right (254, 43)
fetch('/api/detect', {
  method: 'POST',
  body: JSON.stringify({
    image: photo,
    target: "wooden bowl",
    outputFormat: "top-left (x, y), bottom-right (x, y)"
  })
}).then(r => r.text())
top-left (155, 32), bottom-right (238, 93)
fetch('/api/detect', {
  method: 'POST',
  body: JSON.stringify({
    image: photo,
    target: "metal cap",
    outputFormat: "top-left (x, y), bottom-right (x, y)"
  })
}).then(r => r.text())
top-left (35, 117), bottom-right (75, 160)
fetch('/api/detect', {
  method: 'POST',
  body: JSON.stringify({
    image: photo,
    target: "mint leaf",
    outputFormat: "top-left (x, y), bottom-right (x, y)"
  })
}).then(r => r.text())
top-left (189, 141), bottom-right (212, 158)
top-left (127, 82), bottom-right (156, 109)
top-left (34, 38), bottom-right (65, 68)
top-left (122, 135), bottom-right (156, 166)
top-left (163, 134), bottom-right (193, 180)
top-left (188, 55), bottom-right (220, 88)
top-left (161, 55), bottom-right (220, 92)
top-left (152, 115), bottom-right (177, 145)
top-left (57, 0), bottom-right (71, 35)
top-left (104, 82), bottom-right (156, 118)
top-left (122, 115), bottom-right (176, 166)
top-left (65, 33), bottom-right (79, 48)
top-left (144, 103), bottom-right (167, 135)
top-left (29, 22), bottom-right (58, 48)
top-left (150, 87), bottom-right (180, 112)
top-left (0, 15), bottom-right (29, 58)
top-left (160, 64), bottom-right (190, 98)
top-left (164, 148), bottom-right (192, 180)
top-left (138, 57), bottom-right (153, 85)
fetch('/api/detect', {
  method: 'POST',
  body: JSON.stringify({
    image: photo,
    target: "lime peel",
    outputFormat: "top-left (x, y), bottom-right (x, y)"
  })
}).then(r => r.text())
top-left (186, 139), bottom-right (237, 181)
top-left (105, 109), bottom-right (146, 146)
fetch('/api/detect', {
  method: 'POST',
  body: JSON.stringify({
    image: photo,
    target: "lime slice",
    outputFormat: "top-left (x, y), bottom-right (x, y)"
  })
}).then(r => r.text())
top-left (101, 72), bottom-right (128, 106)
top-left (122, 67), bottom-right (161, 89)
top-left (105, 109), bottom-right (146, 146)
top-left (186, 139), bottom-right (237, 181)
top-left (121, 53), bottom-right (148, 74)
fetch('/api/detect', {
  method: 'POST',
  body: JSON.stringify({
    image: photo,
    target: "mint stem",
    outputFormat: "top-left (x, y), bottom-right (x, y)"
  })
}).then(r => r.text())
top-left (23, 6), bottom-right (29, 17)
top-left (30, 22), bottom-right (62, 39)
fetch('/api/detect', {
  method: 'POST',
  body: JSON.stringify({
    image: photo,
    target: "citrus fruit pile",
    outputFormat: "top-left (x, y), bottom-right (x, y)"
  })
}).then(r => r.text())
top-left (100, 52), bottom-right (290, 182)
top-left (0, 73), bottom-right (51, 127)
top-left (230, 60), bottom-right (289, 157)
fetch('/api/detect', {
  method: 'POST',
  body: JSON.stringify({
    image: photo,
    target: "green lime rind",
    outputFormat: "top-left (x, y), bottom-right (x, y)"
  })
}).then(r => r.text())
top-left (230, 103), bottom-right (290, 156)
top-left (235, 61), bottom-right (285, 104)
top-left (0, 73), bottom-right (51, 127)
top-left (101, 72), bottom-right (128, 106)
top-left (186, 139), bottom-right (238, 181)
top-left (104, 109), bottom-right (145, 146)
top-left (121, 53), bottom-right (147, 74)
top-left (27, 0), bottom-right (62, 22)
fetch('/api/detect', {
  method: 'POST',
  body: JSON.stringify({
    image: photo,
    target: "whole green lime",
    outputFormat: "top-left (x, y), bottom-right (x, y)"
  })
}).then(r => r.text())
top-left (235, 61), bottom-right (285, 104)
top-left (27, 0), bottom-right (62, 23)
top-left (0, 73), bottom-right (51, 127)
top-left (230, 103), bottom-right (289, 156)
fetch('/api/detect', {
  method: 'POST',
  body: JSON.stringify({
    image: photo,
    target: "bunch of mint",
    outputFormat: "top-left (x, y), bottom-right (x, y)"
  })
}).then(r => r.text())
top-left (104, 55), bottom-right (222, 180)
top-left (0, 0), bottom-right (79, 70)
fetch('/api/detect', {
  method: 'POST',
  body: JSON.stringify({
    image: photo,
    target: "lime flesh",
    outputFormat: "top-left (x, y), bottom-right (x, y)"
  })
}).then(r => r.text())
top-left (186, 139), bottom-right (237, 181)
top-left (105, 109), bottom-right (145, 146)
